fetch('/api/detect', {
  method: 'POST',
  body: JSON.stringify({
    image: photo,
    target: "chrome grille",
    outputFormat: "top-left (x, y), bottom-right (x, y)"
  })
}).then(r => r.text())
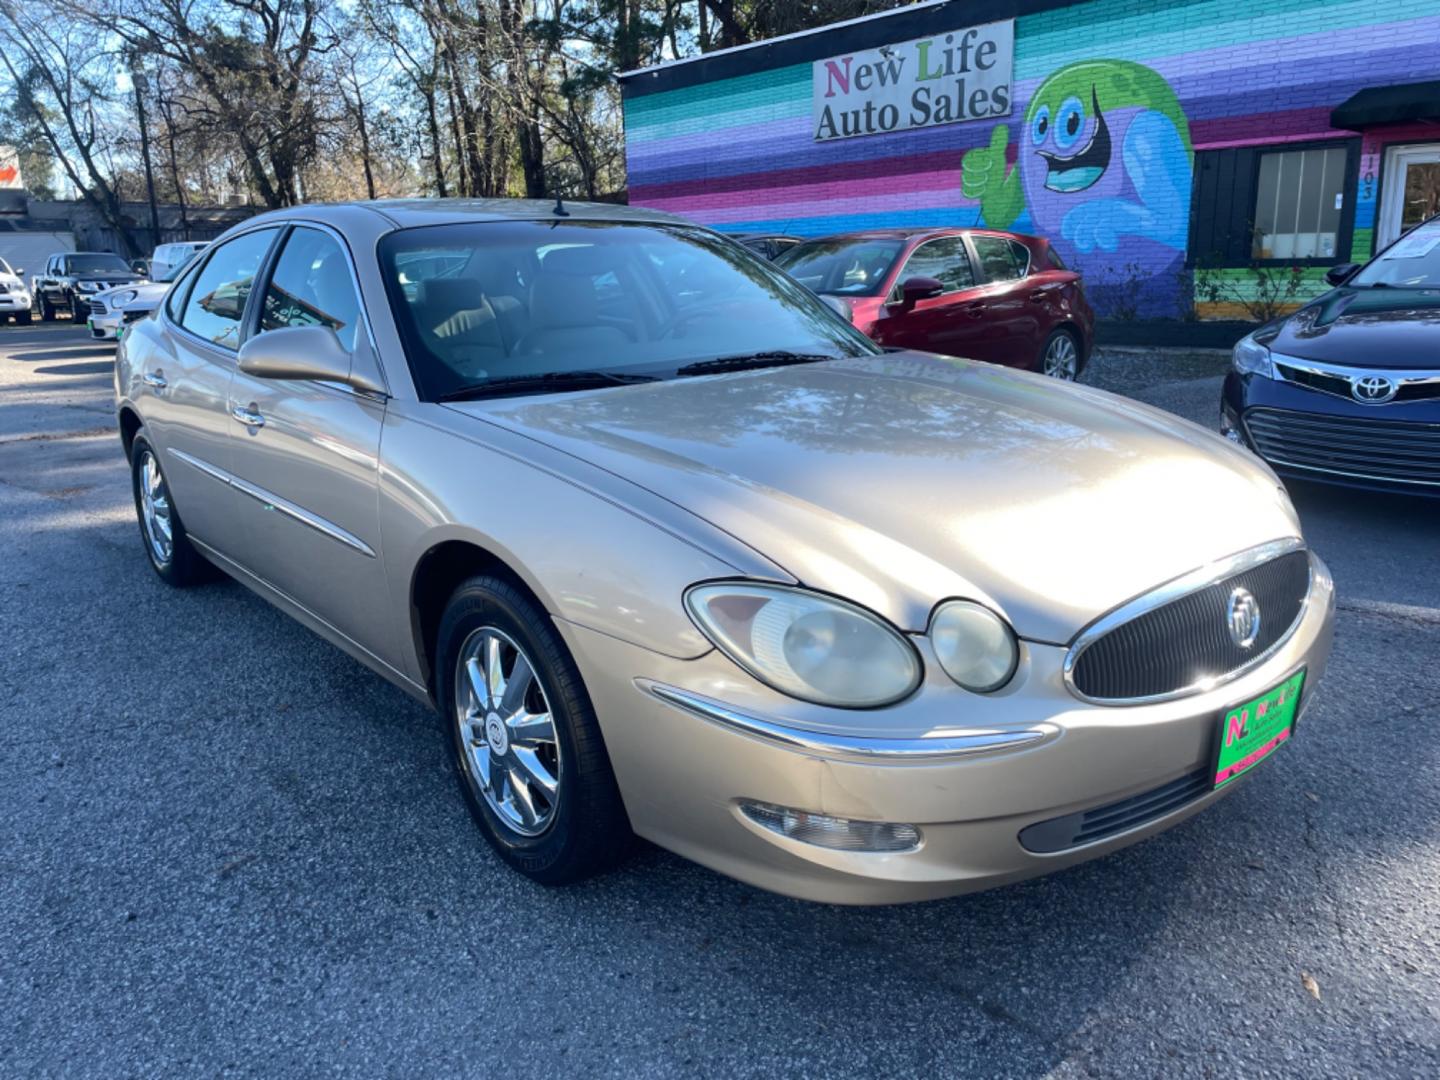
top-left (88, 298), bottom-right (108, 316)
top-left (1274, 361), bottom-right (1440, 404)
top-left (1019, 768), bottom-right (1210, 853)
top-left (1245, 408), bottom-right (1440, 487)
top-left (1067, 546), bottom-right (1311, 703)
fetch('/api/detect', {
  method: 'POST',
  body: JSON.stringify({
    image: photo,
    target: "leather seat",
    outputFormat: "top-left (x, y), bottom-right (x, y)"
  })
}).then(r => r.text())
top-left (515, 261), bottom-right (629, 357)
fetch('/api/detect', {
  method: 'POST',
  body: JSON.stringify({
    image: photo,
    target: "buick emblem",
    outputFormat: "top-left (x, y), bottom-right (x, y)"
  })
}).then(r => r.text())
top-left (1227, 587), bottom-right (1261, 649)
top-left (1351, 374), bottom-right (1397, 404)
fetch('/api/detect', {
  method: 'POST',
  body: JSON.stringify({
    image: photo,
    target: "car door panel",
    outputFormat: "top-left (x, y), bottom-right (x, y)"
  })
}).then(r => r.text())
top-left (967, 234), bottom-right (1045, 369)
top-left (225, 224), bottom-right (394, 663)
top-left (144, 227), bottom-right (281, 554)
top-left (871, 236), bottom-right (990, 360)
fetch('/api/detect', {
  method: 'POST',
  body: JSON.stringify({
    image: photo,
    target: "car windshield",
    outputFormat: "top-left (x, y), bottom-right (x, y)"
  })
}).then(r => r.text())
top-left (0, 257), bottom-right (11, 276)
top-left (66, 253), bottom-right (131, 274)
top-left (379, 220), bottom-right (878, 400)
top-left (774, 237), bottom-right (905, 296)
top-left (1352, 222), bottom-right (1440, 288)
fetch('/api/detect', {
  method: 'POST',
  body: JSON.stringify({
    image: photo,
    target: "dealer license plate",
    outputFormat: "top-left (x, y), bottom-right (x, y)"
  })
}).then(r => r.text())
top-left (1213, 669), bottom-right (1305, 789)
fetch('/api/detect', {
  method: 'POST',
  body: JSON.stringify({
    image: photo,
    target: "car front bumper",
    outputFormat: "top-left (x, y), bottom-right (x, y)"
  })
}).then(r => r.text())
top-left (89, 311), bottom-right (123, 340)
top-left (1224, 370), bottom-right (1440, 496)
top-left (560, 553), bottom-right (1336, 904)
top-left (0, 293), bottom-right (30, 312)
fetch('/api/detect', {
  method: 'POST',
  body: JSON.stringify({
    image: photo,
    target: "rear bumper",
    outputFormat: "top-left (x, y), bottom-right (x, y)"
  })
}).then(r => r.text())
top-left (559, 555), bottom-right (1336, 904)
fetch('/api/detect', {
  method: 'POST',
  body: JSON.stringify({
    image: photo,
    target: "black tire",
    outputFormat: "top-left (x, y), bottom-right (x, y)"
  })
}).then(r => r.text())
top-left (15, 308), bottom-right (31, 325)
top-left (436, 574), bottom-right (631, 885)
top-left (39, 295), bottom-right (55, 322)
top-left (129, 433), bottom-right (213, 587)
top-left (1039, 327), bottom-right (1083, 380)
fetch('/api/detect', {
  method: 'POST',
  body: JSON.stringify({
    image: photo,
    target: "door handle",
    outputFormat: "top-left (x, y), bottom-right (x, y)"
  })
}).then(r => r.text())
top-left (1029, 290), bottom-right (1048, 303)
top-left (230, 403), bottom-right (265, 429)
top-left (964, 301), bottom-right (987, 318)
top-left (142, 370), bottom-right (167, 390)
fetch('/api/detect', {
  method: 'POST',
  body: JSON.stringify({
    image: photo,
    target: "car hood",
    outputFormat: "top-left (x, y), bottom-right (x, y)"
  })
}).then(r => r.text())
top-left (1267, 287), bottom-right (1440, 368)
top-left (74, 271), bottom-right (143, 284)
top-left (452, 354), bottom-right (1299, 643)
top-left (0, 273), bottom-right (23, 289)
top-left (97, 281), bottom-right (166, 305)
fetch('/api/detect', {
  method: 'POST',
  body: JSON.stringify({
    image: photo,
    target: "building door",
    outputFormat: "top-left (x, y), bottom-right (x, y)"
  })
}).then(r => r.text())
top-left (1378, 144), bottom-right (1440, 249)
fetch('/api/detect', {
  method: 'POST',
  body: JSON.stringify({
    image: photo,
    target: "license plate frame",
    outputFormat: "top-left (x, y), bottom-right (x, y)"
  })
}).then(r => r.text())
top-left (1211, 668), bottom-right (1305, 790)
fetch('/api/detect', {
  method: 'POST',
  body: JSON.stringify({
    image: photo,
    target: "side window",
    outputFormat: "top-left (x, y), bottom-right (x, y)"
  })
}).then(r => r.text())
top-left (259, 227), bottom-right (362, 351)
top-left (971, 235), bottom-right (1028, 282)
top-left (179, 228), bottom-right (278, 350)
top-left (896, 237), bottom-right (975, 294)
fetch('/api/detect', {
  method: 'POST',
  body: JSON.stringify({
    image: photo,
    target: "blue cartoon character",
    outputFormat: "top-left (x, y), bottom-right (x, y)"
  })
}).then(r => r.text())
top-left (962, 60), bottom-right (1192, 311)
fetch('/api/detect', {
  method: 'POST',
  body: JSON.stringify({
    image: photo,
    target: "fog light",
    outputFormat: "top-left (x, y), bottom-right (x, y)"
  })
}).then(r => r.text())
top-left (1220, 408), bottom-right (1243, 444)
top-left (739, 800), bottom-right (920, 852)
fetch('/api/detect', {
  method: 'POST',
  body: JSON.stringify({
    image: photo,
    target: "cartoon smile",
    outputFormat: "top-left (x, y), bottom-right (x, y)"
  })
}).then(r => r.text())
top-left (1040, 89), bottom-right (1111, 193)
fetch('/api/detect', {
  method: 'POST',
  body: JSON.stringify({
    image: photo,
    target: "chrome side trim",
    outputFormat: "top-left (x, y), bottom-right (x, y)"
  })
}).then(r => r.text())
top-left (168, 446), bottom-right (231, 485)
top-left (637, 680), bottom-right (1056, 761)
top-left (1063, 538), bottom-right (1311, 707)
top-left (166, 447), bottom-right (376, 558)
top-left (1273, 352), bottom-right (1440, 386)
top-left (228, 475), bottom-right (377, 558)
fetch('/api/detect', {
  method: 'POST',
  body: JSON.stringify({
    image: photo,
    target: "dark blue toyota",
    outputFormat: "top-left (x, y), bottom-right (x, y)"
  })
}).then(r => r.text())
top-left (1222, 217), bottom-right (1440, 496)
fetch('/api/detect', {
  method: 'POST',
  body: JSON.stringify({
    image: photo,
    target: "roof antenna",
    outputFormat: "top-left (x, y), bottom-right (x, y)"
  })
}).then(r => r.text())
top-left (552, 193), bottom-right (570, 217)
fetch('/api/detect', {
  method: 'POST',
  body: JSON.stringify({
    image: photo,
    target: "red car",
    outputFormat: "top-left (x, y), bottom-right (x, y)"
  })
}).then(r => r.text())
top-left (775, 228), bottom-right (1095, 380)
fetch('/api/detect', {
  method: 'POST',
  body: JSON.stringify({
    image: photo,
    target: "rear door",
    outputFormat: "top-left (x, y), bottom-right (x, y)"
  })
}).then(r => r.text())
top-left (964, 233), bottom-right (1043, 369)
top-left (144, 227), bottom-right (282, 554)
top-left (870, 236), bottom-right (990, 359)
top-left (224, 223), bottom-right (395, 663)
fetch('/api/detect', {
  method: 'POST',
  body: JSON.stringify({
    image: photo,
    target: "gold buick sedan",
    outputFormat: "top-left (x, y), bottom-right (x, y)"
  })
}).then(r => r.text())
top-left (114, 200), bottom-right (1335, 904)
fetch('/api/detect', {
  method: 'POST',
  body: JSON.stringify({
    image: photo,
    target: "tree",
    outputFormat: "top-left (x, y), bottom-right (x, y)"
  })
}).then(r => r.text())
top-left (0, 1), bottom-right (141, 253)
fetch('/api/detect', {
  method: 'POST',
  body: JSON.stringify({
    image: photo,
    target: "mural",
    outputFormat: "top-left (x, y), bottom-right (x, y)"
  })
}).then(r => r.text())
top-left (961, 60), bottom-right (1192, 315)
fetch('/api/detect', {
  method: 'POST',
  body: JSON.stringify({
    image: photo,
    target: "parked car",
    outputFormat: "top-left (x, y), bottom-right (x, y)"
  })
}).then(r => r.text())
top-left (731, 232), bottom-right (803, 260)
top-left (88, 247), bottom-right (207, 342)
top-left (114, 200), bottom-right (1333, 904)
top-left (31, 251), bottom-right (146, 322)
top-left (776, 228), bottom-right (1094, 380)
top-left (0, 256), bottom-right (32, 324)
top-left (150, 241), bottom-right (210, 281)
top-left (1223, 215), bottom-right (1440, 496)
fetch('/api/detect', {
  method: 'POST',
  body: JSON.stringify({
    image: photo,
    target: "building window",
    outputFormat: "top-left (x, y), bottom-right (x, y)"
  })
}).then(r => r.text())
top-left (1188, 138), bottom-right (1359, 267)
top-left (1252, 147), bottom-right (1348, 260)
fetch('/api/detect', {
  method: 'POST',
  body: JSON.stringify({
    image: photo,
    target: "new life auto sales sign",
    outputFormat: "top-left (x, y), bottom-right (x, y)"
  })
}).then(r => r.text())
top-left (812, 19), bottom-right (1014, 141)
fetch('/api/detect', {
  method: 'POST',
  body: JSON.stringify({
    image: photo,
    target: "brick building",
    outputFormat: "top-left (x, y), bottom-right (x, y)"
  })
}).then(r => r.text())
top-left (619, 0), bottom-right (1440, 319)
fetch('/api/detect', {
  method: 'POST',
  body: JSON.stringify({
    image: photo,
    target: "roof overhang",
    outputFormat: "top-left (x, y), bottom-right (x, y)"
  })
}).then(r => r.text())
top-left (1331, 80), bottom-right (1440, 130)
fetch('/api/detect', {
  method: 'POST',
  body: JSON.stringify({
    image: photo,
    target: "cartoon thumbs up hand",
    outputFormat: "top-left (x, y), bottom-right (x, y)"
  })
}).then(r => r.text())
top-left (960, 125), bottom-right (1024, 229)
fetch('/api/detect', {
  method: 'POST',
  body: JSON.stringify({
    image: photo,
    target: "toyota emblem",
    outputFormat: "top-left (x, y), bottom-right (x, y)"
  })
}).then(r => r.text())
top-left (1227, 587), bottom-right (1262, 649)
top-left (1350, 374), bottom-right (1397, 404)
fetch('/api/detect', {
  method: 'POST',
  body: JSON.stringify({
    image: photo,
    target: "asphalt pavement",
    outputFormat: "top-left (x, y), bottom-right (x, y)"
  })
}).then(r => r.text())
top-left (2, 324), bottom-right (1438, 1078)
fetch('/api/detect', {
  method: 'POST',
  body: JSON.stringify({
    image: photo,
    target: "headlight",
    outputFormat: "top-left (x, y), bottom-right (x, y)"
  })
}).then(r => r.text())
top-left (1232, 335), bottom-right (1273, 378)
top-left (929, 600), bottom-right (1019, 693)
top-left (76, 281), bottom-right (99, 292)
top-left (685, 583), bottom-right (921, 708)
top-left (109, 289), bottom-right (138, 306)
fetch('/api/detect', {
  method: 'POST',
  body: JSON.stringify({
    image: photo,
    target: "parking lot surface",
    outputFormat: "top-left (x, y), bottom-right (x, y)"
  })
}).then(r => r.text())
top-left (2, 325), bottom-right (1438, 1077)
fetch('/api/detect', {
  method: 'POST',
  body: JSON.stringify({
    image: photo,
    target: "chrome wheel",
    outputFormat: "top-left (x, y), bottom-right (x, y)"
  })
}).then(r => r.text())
top-left (1043, 333), bottom-right (1079, 380)
top-left (137, 449), bottom-right (174, 565)
top-left (453, 626), bottom-right (562, 837)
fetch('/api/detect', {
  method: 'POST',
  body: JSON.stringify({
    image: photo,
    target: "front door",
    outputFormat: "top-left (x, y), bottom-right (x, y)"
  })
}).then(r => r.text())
top-left (226, 225), bottom-right (396, 665)
top-left (871, 236), bottom-right (991, 361)
top-left (1378, 144), bottom-right (1440, 250)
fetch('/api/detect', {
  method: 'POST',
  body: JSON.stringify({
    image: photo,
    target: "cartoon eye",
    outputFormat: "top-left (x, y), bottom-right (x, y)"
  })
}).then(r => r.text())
top-left (1054, 96), bottom-right (1086, 151)
top-left (1030, 105), bottom-right (1050, 146)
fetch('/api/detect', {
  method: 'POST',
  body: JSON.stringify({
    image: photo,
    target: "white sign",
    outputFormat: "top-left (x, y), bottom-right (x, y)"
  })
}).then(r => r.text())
top-left (812, 19), bottom-right (1014, 142)
top-left (0, 146), bottom-right (22, 190)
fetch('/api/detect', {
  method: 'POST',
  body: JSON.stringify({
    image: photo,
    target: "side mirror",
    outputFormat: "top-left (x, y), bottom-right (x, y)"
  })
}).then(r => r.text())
top-left (13, 268), bottom-right (23, 276)
top-left (1324, 263), bottom-right (1360, 287)
top-left (237, 325), bottom-right (385, 396)
top-left (890, 275), bottom-right (944, 309)
top-left (818, 294), bottom-right (852, 323)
